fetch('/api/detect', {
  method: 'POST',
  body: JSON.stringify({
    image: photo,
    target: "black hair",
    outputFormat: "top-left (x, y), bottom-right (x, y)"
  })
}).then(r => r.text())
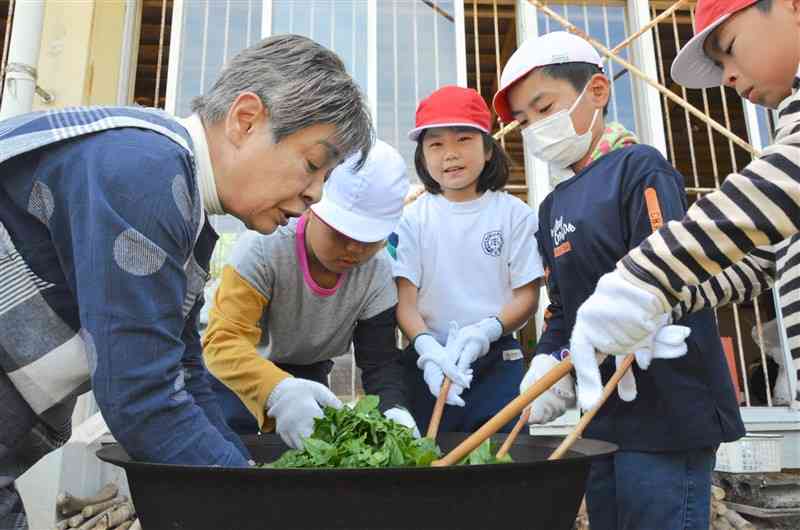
top-left (755, 0), bottom-right (773, 13)
top-left (538, 62), bottom-right (609, 117)
top-left (414, 126), bottom-right (510, 195)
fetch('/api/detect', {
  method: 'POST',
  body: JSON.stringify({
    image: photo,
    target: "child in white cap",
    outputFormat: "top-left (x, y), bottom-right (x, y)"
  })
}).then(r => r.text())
top-left (393, 85), bottom-right (544, 433)
top-left (202, 140), bottom-right (416, 449)
top-left (494, 31), bottom-right (745, 529)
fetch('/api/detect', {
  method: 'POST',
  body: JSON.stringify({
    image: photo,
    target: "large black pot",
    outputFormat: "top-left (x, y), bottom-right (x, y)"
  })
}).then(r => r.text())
top-left (96, 433), bottom-right (616, 530)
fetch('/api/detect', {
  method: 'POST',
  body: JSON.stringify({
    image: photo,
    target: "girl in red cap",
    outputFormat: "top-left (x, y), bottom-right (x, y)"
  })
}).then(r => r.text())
top-left (392, 85), bottom-right (544, 433)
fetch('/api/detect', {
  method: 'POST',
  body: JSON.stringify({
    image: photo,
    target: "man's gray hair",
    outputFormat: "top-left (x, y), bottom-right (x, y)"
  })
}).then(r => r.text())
top-left (192, 34), bottom-right (374, 167)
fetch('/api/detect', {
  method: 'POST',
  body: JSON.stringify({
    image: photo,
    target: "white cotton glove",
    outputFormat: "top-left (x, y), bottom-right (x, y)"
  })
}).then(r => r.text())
top-left (266, 377), bottom-right (343, 449)
top-left (572, 316), bottom-right (691, 410)
top-left (417, 323), bottom-right (472, 406)
top-left (569, 270), bottom-right (673, 411)
top-left (520, 354), bottom-right (576, 424)
top-left (451, 317), bottom-right (504, 372)
top-left (616, 355), bottom-right (638, 402)
top-left (574, 270), bottom-right (669, 354)
top-left (384, 407), bottom-right (420, 438)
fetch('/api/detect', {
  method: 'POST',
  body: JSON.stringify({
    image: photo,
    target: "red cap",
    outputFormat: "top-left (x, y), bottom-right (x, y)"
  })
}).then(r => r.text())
top-left (408, 86), bottom-right (491, 141)
top-left (670, 0), bottom-right (758, 89)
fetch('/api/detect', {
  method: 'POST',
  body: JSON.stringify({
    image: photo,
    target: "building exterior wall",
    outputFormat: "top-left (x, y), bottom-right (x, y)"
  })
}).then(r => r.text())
top-left (32, 0), bottom-right (126, 111)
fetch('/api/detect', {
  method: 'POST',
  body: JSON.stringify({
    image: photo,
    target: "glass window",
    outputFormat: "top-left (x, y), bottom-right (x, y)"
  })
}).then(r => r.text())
top-left (537, 2), bottom-right (638, 134)
top-left (173, 0), bottom-right (263, 118)
top-left (171, 0), bottom-right (462, 169)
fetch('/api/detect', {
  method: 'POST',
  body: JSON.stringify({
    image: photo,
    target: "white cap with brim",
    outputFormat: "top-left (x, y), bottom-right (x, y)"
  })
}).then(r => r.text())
top-left (669, 14), bottom-right (730, 89)
top-left (310, 139), bottom-right (409, 243)
top-left (493, 31), bottom-right (604, 124)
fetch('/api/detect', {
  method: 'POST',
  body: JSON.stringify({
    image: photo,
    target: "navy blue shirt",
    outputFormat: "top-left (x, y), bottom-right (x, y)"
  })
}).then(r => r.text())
top-left (536, 145), bottom-right (744, 452)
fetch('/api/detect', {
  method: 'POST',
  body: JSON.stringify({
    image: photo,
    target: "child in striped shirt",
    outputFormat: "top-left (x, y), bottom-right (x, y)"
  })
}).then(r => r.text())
top-left (567, 0), bottom-right (800, 411)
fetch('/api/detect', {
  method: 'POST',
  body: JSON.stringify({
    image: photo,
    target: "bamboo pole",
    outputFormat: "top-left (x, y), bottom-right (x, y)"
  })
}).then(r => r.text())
top-left (493, 0), bottom-right (690, 141)
top-left (527, 0), bottom-right (759, 157)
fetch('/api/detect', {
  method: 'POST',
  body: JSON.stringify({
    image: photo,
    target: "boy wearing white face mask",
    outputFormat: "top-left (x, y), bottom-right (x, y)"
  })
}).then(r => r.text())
top-left (493, 31), bottom-right (744, 530)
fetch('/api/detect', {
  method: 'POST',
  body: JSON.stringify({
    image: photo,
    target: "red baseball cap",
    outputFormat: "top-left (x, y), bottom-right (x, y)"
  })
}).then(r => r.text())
top-left (407, 85), bottom-right (491, 141)
top-left (671, 0), bottom-right (759, 89)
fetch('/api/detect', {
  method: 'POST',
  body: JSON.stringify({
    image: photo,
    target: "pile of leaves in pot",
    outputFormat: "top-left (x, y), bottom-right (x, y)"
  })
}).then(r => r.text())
top-left (263, 395), bottom-right (511, 469)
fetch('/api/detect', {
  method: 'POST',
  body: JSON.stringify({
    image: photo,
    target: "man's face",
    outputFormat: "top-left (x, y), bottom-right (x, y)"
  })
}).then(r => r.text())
top-left (704, 1), bottom-right (800, 109)
top-left (214, 94), bottom-right (343, 234)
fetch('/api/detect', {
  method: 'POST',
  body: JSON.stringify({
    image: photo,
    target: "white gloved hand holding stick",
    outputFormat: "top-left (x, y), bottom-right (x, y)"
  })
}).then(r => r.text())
top-left (572, 310), bottom-right (691, 410)
top-left (450, 317), bottom-right (504, 373)
top-left (520, 352), bottom-right (576, 424)
top-left (415, 323), bottom-right (473, 406)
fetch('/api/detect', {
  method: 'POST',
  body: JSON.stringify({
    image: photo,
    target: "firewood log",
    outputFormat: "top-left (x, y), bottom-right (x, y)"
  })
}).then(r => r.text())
top-left (721, 508), bottom-right (755, 530)
top-left (67, 512), bottom-right (85, 528)
top-left (57, 484), bottom-right (118, 516)
top-left (712, 517), bottom-right (735, 530)
top-left (75, 506), bottom-right (117, 530)
top-left (94, 502), bottom-right (136, 530)
top-left (81, 497), bottom-right (126, 518)
top-left (711, 485), bottom-right (726, 501)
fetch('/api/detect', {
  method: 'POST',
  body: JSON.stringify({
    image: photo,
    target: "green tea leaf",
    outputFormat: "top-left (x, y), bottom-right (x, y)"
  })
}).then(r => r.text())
top-left (263, 395), bottom-right (510, 469)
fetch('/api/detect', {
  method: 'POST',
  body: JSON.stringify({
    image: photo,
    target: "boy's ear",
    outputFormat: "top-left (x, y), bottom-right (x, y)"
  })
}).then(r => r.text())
top-left (588, 73), bottom-right (610, 111)
top-left (782, 0), bottom-right (800, 23)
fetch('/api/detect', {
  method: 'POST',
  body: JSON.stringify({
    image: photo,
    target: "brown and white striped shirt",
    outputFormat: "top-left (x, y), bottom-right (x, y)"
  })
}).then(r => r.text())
top-left (618, 74), bottom-right (800, 403)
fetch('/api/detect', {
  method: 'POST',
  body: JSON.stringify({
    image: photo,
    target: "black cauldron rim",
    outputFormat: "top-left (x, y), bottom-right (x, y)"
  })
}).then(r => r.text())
top-left (96, 433), bottom-right (618, 476)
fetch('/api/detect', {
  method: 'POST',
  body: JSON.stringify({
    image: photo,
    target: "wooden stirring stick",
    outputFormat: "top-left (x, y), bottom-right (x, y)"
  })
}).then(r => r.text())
top-left (548, 353), bottom-right (635, 460)
top-left (426, 377), bottom-right (451, 439)
top-left (432, 358), bottom-right (573, 466)
top-left (495, 407), bottom-right (531, 459)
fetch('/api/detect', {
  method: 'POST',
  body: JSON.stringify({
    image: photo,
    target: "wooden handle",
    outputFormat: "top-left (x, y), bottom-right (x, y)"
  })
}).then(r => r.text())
top-left (548, 354), bottom-right (635, 460)
top-left (496, 407), bottom-right (531, 459)
top-left (432, 358), bottom-right (573, 466)
top-left (493, 0), bottom-right (689, 143)
top-left (426, 378), bottom-right (451, 439)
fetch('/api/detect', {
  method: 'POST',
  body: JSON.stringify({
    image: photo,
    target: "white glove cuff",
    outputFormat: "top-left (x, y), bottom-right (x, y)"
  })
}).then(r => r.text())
top-left (479, 317), bottom-right (504, 343)
top-left (266, 377), bottom-right (293, 409)
top-left (414, 333), bottom-right (442, 369)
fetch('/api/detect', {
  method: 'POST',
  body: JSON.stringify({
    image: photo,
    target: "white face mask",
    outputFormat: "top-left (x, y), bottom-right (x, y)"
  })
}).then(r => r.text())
top-left (521, 83), bottom-right (599, 177)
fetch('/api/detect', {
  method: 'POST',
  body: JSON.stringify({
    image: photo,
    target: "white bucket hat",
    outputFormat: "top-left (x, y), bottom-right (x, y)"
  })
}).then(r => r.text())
top-left (310, 139), bottom-right (409, 243)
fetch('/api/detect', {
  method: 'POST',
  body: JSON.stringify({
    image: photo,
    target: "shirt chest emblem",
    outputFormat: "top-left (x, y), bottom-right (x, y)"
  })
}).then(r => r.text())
top-left (551, 216), bottom-right (576, 258)
top-left (482, 230), bottom-right (504, 257)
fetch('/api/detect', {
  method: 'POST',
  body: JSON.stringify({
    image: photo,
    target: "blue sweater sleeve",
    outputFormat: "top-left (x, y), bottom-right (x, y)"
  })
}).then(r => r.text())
top-left (43, 130), bottom-right (247, 467)
top-left (182, 299), bottom-right (251, 460)
top-left (623, 158), bottom-right (688, 249)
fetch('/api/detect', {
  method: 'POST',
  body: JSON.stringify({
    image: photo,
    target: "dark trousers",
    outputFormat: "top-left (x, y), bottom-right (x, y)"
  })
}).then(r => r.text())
top-left (210, 359), bottom-right (334, 435)
top-left (404, 336), bottom-right (524, 434)
top-left (586, 446), bottom-right (717, 530)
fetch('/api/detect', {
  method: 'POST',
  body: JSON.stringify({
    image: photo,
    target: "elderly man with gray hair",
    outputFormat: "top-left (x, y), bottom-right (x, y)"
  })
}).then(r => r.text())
top-left (0, 34), bottom-right (372, 529)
